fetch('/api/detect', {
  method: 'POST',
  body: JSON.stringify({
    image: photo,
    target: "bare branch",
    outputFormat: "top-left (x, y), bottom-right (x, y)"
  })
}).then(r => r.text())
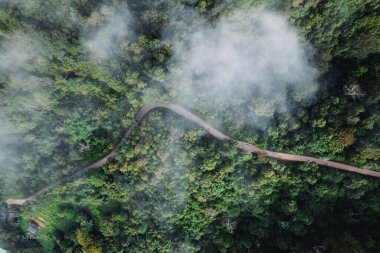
top-left (222, 216), bottom-right (237, 233)
top-left (78, 141), bottom-right (91, 153)
top-left (343, 84), bottom-right (366, 99)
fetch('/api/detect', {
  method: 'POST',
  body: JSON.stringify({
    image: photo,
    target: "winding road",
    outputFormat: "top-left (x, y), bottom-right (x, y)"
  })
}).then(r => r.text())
top-left (5, 102), bottom-right (380, 206)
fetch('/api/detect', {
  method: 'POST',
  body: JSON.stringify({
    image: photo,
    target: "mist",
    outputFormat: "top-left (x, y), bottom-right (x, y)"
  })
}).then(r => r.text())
top-left (0, 121), bottom-right (18, 166)
top-left (162, 7), bottom-right (318, 129)
top-left (132, 6), bottom-right (319, 247)
top-left (0, 31), bottom-right (53, 197)
top-left (0, 2), bottom-right (134, 198)
top-left (0, 33), bottom-right (39, 72)
top-left (133, 128), bottom-right (191, 227)
top-left (82, 4), bottom-right (132, 63)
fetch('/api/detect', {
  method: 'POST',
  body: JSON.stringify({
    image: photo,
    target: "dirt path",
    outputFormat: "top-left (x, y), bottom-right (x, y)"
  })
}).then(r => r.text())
top-left (6, 102), bottom-right (380, 206)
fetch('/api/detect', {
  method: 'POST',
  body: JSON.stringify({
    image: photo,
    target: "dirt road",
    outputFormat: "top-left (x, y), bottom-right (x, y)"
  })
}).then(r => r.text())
top-left (6, 102), bottom-right (380, 206)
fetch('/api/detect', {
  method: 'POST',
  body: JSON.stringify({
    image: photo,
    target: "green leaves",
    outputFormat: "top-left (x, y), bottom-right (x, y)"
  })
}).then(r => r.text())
top-left (63, 111), bottom-right (97, 144)
top-left (1, 0), bottom-right (379, 252)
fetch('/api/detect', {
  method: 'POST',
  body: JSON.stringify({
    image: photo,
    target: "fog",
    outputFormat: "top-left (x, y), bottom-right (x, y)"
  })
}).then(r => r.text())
top-left (135, 6), bottom-right (319, 247)
top-left (0, 33), bottom-right (38, 72)
top-left (133, 127), bottom-right (191, 227)
top-left (163, 7), bottom-right (318, 129)
top-left (0, 32), bottom-right (53, 196)
top-left (0, 1), bottom-right (322, 251)
top-left (82, 4), bottom-right (132, 62)
top-left (0, 2), bottom-right (134, 198)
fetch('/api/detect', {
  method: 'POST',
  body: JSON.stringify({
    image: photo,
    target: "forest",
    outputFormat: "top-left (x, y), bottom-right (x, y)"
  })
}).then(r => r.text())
top-left (0, 0), bottom-right (379, 252)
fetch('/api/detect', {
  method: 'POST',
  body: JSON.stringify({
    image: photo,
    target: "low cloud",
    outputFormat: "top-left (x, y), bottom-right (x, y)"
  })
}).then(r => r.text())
top-left (82, 4), bottom-right (132, 62)
top-left (131, 127), bottom-right (191, 229)
top-left (162, 7), bottom-right (318, 129)
top-left (0, 32), bottom-right (53, 197)
top-left (0, 33), bottom-right (37, 72)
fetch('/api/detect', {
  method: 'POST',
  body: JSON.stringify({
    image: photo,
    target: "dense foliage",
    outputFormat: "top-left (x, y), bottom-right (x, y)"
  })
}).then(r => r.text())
top-left (0, 0), bottom-right (379, 252)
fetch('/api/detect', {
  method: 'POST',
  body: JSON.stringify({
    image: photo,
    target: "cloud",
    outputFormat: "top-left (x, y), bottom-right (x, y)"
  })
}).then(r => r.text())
top-left (0, 32), bottom-right (53, 197)
top-left (131, 126), bottom-right (191, 229)
top-left (82, 4), bottom-right (132, 62)
top-left (0, 32), bottom-right (52, 115)
top-left (161, 7), bottom-right (318, 129)
top-left (0, 120), bottom-right (18, 163)
top-left (0, 33), bottom-right (37, 72)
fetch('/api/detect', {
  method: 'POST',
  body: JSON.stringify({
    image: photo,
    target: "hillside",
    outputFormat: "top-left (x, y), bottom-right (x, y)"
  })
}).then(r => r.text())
top-left (0, 0), bottom-right (379, 252)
